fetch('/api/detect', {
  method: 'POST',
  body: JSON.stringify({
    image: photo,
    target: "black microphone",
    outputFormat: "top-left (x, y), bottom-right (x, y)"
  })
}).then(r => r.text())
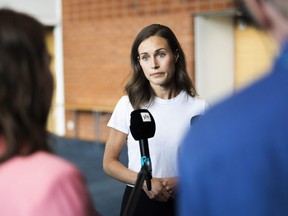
top-left (190, 114), bottom-right (202, 126)
top-left (130, 109), bottom-right (155, 191)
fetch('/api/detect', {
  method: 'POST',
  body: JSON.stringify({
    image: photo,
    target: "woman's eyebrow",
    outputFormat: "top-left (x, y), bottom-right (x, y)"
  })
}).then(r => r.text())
top-left (139, 48), bottom-right (167, 56)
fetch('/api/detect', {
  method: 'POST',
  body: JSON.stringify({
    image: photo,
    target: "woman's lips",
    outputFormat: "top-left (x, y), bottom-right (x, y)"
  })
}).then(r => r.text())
top-left (150, 72), bottom-right (164, 76)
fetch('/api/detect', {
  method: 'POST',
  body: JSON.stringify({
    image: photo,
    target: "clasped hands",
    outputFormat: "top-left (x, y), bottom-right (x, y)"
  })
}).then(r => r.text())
top-left (142, 177), bottom-right (177, 202)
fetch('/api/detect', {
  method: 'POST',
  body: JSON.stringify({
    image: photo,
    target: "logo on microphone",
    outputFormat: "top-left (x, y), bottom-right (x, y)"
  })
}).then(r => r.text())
top-left (141, 156), bottom-right (151, 167)
top-left (140, 112), bottom-right (151, 122)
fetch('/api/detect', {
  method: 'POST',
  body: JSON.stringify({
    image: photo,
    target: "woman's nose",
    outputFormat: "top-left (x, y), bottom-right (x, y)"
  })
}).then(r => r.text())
top-left (150, 56), bottom-right (159, 69)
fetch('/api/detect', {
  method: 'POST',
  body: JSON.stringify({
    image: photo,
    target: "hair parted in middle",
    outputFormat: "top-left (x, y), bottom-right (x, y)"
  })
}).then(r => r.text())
top-left (125, 24), bottom-right (197, 110)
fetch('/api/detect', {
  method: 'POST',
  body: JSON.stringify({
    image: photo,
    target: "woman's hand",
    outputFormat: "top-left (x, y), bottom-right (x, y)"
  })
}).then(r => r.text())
top-left (142, 178), bottom-right (171, 202)
top-left (160, 177), bottom-right (177, 198)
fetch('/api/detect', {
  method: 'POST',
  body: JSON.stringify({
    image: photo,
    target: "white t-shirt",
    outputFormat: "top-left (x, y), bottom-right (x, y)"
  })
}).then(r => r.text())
top-left (108, 91), bottom-right (209, 178)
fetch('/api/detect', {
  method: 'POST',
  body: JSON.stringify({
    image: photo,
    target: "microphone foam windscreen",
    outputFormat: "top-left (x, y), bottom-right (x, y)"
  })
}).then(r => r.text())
top-left (130, 109), bottom-right (156, 140)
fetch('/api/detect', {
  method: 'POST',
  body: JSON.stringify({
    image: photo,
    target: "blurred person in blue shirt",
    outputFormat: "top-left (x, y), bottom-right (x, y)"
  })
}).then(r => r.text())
top-left (178, 0), bottom-right (288, 215)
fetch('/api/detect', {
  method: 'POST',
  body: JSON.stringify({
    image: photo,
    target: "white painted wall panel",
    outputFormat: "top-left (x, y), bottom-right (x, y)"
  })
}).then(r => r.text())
top-left (0, 0), bottom-right (59, 25)
top-left (195, 15), bottom-right (235, 106)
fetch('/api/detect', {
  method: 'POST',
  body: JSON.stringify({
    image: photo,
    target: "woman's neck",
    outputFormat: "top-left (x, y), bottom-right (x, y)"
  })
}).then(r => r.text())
top-left (152, 87), bottom-right (180, 99)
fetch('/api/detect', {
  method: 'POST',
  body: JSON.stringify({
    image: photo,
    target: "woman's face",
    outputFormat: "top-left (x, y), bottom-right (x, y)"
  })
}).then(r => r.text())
top-left (138, 36), bottom-right (177, 89)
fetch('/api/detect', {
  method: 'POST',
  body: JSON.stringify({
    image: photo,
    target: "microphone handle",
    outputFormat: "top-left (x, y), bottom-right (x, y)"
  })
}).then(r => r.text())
top-left (139, 139), bottom-right (150, 158)
top-left (146, 173), bottom-right (152, 191)
top-left (139, 139), bottom-right (152, 191)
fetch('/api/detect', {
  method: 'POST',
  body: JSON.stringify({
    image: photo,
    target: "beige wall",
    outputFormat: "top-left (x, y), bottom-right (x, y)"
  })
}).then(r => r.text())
top-left (234, 24), bottom-right (278, 90)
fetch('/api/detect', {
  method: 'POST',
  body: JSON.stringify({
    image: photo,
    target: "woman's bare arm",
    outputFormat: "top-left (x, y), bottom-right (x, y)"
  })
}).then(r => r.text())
top-left (103, 128), bottom-right (138, 185)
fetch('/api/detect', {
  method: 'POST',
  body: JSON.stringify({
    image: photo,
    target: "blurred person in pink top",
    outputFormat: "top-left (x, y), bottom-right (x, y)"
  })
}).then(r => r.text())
top-left (0, 8), bottom-right (99, 216)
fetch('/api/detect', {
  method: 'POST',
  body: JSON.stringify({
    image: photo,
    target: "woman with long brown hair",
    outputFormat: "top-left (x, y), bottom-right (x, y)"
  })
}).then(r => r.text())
top-left (103, 23), bottom-right (208, 216)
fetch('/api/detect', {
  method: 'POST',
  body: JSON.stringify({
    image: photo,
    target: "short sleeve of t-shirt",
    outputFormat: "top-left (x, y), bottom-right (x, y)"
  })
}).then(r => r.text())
top-left (107, 96), bottom-right (134, 134)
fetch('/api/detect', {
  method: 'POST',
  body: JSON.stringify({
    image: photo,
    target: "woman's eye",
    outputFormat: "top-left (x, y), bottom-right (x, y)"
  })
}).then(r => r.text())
top-left (157, 52), bottom-right (166, 58)
top-left (141, 55), bottom-right (150, 61)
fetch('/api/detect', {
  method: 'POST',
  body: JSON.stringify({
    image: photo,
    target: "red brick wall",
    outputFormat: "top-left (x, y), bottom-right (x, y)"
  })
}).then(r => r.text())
top-left (62, 0), bottom-right (235, 141)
